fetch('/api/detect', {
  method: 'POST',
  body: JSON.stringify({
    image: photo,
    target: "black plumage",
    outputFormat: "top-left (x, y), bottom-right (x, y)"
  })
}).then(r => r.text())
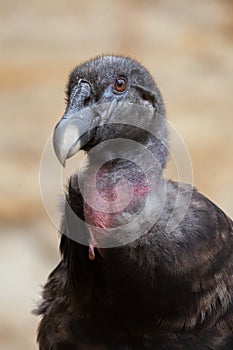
top-left (36, 55), bottom-right (233, 349)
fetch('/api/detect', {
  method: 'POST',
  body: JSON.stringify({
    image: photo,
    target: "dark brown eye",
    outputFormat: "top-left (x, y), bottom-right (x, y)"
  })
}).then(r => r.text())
top-left (113, 78), bottom-right (127, 93)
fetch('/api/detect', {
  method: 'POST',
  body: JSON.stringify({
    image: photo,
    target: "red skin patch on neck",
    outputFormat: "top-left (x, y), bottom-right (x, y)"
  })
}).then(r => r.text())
top-left (83, 161), bottom-right (151, 255)
top-left (84, 182), bottom-right (149, 229)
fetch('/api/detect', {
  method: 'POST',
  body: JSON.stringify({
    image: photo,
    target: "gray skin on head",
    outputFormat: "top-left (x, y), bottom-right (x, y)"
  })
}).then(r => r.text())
top-left (66, 55), bottom-right (163, 108)
top-left (53, 55), bottom-right (167, 166)
top-left (37, 55), bottom-right (233, 350)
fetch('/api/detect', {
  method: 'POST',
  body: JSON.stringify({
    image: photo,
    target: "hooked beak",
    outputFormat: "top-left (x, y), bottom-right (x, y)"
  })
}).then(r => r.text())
top-left (53, 79), bottom-right (98, 166)
top-left (53, 109), bottom-right (98, 166)
top-left (53, 78), bottom-right (119, 166)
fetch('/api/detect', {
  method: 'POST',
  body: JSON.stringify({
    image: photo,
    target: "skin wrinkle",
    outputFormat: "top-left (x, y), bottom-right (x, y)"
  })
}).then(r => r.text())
top-left (84, 159), bottom-right (149, 228)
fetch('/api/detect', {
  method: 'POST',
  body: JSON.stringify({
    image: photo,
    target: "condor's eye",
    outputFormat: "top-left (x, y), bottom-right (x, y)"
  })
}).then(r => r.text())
top-left (113, 78), bottom-right (127, 93)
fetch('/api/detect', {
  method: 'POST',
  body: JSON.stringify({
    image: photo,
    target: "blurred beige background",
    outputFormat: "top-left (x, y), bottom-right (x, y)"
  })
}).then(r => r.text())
top-left (0, 0), bottom-right (232, 349)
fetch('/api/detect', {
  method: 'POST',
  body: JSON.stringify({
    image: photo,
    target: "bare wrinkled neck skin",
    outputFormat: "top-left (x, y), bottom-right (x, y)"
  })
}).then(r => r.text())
top-left (83, 158), bottom-right (150, 258)
top-left (80, 133), bottom-right (166, 249)
top-left (84, 159), bottom-right (149, 226)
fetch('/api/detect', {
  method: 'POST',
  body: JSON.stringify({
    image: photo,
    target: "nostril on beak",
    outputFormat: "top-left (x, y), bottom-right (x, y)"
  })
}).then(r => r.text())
top-left (84, 96), bottom-right (91, 107)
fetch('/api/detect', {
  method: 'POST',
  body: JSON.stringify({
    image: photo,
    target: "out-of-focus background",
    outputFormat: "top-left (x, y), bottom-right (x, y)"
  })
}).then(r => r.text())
top-left (0, 0), bottom-right (232, 349)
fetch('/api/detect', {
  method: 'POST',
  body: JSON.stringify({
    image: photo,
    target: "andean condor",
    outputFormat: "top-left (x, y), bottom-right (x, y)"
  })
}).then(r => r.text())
top-left (36, 55), bottom-right (233, 349)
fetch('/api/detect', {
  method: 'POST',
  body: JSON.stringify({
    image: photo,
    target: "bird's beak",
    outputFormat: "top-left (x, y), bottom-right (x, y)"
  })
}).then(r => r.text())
top-left (53, 109), bottom-right (98, 166)
top-left (53, 80), bottom-right (97, 166)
